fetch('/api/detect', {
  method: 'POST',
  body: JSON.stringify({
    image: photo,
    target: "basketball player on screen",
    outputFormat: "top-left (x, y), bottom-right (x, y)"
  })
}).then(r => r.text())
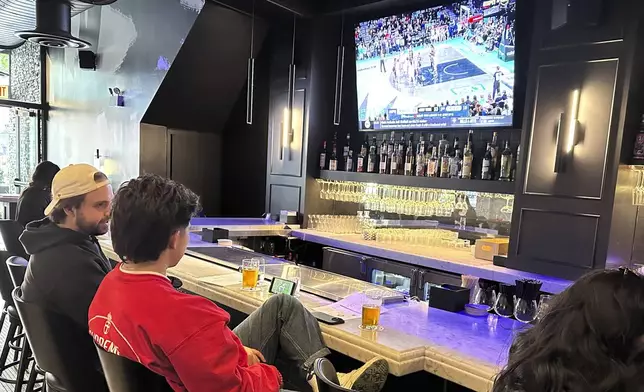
top-left (492, 66), bottom-right (503, 99)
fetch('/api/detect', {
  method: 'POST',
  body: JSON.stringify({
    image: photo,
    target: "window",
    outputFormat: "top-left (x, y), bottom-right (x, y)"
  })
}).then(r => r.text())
top-left (0, 41), bottom-right (45, 198)
top-left (0, 106), bottom-right (40, 193)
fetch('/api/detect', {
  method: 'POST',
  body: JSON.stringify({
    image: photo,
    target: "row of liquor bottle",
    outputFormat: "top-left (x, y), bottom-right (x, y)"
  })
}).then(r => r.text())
top-left (320, 131), bottom-right (519, 181)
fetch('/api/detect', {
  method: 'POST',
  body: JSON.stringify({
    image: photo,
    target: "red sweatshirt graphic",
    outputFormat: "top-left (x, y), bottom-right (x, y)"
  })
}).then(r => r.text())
top-left (88, 267), bottom-right (282, 392)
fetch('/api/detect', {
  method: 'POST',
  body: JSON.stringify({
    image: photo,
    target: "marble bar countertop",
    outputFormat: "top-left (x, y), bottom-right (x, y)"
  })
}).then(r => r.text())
top-left (189, 217), bottom-right (294, 238)
top-left (99, 237), bottom-right (525, 392)
top-left (291, 229), bottom-right (572, 294)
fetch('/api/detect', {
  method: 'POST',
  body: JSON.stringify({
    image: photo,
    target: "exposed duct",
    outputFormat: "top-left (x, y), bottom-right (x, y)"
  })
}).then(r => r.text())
top-left (0, 0), bottom-right (116, 49)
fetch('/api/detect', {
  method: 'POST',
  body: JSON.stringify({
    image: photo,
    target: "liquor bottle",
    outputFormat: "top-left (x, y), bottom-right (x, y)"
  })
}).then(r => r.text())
top-left (512, 144), bottom-right (521, 181)
top-left (343, 133), bottom-right (351, 170)
top-left (428, 134), bottom-right (436, 150)
top-left (319, 141), bottom-right (327, 170)
top-left (416, 134), bottom-right (427, 177)
top-left (467, 129), bottom-right (474, 153)
top-left (404, 133), bottom-right (415, 176)
top-left (440, 143), bottom-right (450, 178)
top-left (357, 135), bottom-right (368, 172)
top-left (449, 138), bottom-right (462, 179)
top-left (633, 115), bottom-right (644, 162)
top-left (392, 134), bottom-right (405, 175)
top-left (481, 143), bottom-right (492, 180)
top-left (345, 150), bottom-right (354, 172)
top-left (499, 141), bottom-right (513, 181)
top-left (438, 133), bottom-right (449, 156)
top-left (379, 135), bottom-right (389, 174)
top-left (462, 139), bottom-right (473, 179)
top-left (427, 146), bottom-right (439, 178)
top-left (329, 132), bottom-right (338, 171)
top-left (490, 131), bottom-right (499, 179)
top-left (387, 132), bottom-right (396, 173)
top-left (367, 137), bottom-right (378, 173)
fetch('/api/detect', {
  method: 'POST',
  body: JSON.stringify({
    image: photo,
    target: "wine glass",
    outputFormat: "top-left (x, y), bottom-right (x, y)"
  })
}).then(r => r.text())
top-left (536, 294), bottom-right (554, 322)
top-left (494, 284), bottom-right (515, 318)
top-left (514, 298), bottom-right (538, 323)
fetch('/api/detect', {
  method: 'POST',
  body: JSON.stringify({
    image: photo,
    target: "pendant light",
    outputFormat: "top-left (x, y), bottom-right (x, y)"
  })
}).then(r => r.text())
top-left (282, 13), bottom-right (297, 161)
top-left (246, 0), bottom-right (256, 125)
top-left (333, 14), bottom-right (346, 126)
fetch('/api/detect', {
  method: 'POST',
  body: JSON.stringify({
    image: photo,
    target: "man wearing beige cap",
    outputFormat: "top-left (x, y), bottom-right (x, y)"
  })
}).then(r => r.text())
top-left (18, 163), bottom-right (113, 391)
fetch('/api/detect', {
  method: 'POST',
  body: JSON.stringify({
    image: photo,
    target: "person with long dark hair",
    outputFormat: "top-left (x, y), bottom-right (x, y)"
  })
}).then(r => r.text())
top-left (493, 268), bottom-right (644, 392)
top-left (15, 161), bottom-right (60, 227)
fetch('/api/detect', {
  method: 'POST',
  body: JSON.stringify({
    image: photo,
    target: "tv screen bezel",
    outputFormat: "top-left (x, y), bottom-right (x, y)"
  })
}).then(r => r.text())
top-left (351, 0), bottom-right (528, 132)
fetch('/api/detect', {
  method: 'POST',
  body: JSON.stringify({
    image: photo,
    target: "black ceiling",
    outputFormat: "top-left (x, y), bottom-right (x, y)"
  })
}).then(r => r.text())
top-left (212, 0), bottom-right (433, 19)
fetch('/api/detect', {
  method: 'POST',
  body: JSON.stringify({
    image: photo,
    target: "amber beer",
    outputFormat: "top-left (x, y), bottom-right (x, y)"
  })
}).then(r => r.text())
top-left (242, 267), bottom-right (259, 290)
top-left (361, 304), bottom-right (381, 330)
top-left (241, 259), bottom-right (260, 291)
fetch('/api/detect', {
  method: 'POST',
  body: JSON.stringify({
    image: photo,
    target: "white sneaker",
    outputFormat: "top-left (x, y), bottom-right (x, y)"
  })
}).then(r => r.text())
top-left (337, 357), bottom-right (389, 392)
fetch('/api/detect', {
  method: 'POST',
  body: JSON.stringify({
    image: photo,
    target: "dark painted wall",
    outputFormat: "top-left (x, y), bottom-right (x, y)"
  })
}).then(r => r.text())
top-left (47, 0), bottom-right (203, 185)
top-left (143, 1), bottom-right (269, 134)
top-left (219, 40), bottom-right (272, 217)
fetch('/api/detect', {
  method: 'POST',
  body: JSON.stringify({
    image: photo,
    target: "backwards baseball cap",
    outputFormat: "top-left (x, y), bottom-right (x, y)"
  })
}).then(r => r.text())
top-left (44, 163), bottom-right (111, 216)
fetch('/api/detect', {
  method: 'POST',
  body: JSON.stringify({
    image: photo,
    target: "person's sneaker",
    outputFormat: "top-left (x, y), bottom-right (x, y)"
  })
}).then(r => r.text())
top-left (308, 374), bottom-right (320, 392)
top-left (338, 357), bottom-right (389, 392)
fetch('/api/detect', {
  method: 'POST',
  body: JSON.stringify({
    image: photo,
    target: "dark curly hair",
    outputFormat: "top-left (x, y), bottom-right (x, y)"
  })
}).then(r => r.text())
top-left (110, 174), bottom-right (200, 263)
top-left (493, 269), bottom-right (644, 392)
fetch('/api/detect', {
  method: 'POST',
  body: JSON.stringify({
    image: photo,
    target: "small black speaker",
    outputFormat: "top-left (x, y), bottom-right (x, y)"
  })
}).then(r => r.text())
top-left (79, 50), bottom-right (97, 70)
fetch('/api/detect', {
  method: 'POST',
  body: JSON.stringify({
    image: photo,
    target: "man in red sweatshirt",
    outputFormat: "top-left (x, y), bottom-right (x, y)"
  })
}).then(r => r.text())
top-left (88, 174), bottom-right (389, 392)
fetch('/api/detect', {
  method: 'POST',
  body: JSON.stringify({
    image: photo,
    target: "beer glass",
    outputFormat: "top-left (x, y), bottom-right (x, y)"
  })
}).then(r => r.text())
top-left (360, 290), bottom-right (385, 331)
top-left (241, 259), bottom-right (260, 291)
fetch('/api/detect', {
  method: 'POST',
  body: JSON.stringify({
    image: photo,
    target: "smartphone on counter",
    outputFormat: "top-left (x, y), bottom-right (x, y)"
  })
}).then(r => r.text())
top-left (269, 277), bottom-right (297, 296)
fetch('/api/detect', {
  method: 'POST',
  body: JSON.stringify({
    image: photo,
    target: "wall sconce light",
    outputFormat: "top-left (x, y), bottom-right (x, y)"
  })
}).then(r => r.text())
top-left (555, 89), bottom-right (580, 173)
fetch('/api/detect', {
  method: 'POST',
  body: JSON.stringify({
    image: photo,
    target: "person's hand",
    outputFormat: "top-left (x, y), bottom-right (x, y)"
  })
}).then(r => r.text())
top-left (243, 346), bottom-right (266, 366)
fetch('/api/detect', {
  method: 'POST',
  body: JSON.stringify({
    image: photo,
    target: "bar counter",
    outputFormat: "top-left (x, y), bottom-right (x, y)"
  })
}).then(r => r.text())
top-left (292, 229), bottom-right (572, 294)
top-left (98, 227), bottom-right (527, 392)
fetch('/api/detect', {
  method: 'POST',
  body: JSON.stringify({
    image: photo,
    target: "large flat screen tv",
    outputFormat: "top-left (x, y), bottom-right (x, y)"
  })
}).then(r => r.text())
top-left (355, 0), bottom-right (517, 131)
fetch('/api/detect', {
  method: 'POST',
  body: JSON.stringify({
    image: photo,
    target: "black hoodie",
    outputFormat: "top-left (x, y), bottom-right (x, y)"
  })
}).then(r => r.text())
top-left (19, 218), bottom-right (113, 328)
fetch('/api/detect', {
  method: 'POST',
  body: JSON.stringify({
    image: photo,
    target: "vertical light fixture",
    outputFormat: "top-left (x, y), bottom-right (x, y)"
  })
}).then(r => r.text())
top-left (333, 14), bottom-right (346, 126)
top-left (554, 88), bottom-right (580, 173)
top-left (566, 89), bottom-right (580, 154)
top-left (246, 0), bottom-right (256, 125)
top-left (282, 14), bottom-right (297, 161)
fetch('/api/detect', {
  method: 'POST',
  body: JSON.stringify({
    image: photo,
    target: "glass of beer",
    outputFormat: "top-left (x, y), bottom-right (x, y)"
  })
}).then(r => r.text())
top-left (252, 258), bottom-right (266, 286)
top-left (360, 290), bottom-right (384, 331)
top-left (241, 259), bottom-right (260, 291)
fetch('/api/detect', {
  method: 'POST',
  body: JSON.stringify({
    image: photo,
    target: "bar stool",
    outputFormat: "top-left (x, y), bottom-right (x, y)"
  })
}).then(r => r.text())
top-left (0, 220), bottom-right (26, 333)
top-left (7, 257), bottom-right (44, 392)
top-left (96, 345), bottom-right (173, 392)
top-left (0, 220), bottom-right (28, 260)
top-left (313, 358), bottom-right (356, 392)
top-left (0, 254), bottom-right (28, 388)
top-left (12, 287), bottom-right (108, 392)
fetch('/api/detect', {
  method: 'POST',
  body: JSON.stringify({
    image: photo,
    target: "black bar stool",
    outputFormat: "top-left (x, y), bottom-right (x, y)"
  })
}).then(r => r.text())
top-left (12, 287), bottom-right (109, 392)
top-left (0, 252), bottom-right (28, 388)
top-left (313, 358), bottom-right (356, 392)
top-left (7, 257), bottom-right (44, 392)
top-left (0, 220), bottom-right (28, 260)
top-left (96, 345), bottom-right (173, 392)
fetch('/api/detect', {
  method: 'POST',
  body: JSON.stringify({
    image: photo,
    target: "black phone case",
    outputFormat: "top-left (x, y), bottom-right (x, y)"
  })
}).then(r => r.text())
top-left (311, 312), bottom-right (345, 325)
